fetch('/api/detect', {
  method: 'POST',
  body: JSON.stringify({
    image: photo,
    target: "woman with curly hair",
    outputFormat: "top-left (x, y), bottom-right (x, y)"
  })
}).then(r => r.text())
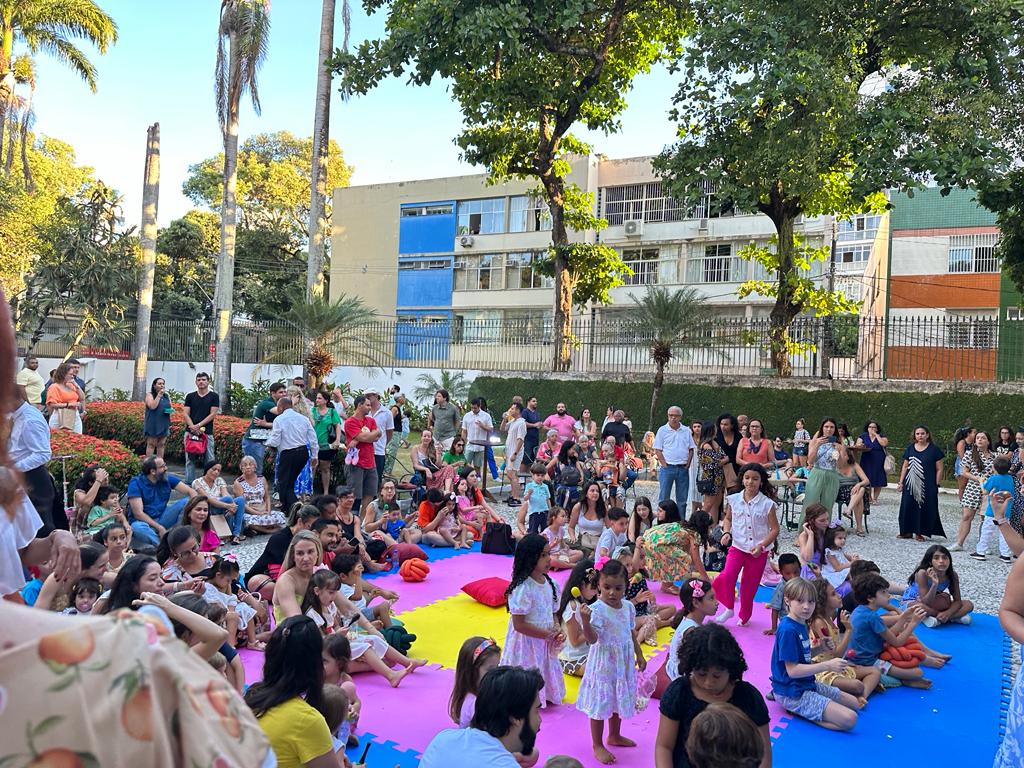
top-left (499, 533), bottom-right (565, 707)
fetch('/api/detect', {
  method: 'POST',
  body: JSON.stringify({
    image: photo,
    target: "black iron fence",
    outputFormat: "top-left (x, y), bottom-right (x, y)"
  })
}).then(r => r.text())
top-left (18, 314), bottom-right (1022, 382)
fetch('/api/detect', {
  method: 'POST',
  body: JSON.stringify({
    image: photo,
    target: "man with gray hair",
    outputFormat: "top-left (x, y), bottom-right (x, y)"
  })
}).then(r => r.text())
top-left (653, 405), bottom-right (695, 506)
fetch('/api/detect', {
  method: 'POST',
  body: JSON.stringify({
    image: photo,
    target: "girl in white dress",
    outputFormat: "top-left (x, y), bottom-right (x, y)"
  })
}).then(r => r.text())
top-left (558, 559), bottom-right (600, 676)
top-left (577, 558), bottom-right (647, 765)
top-left (500, 533), bottom-right (566, 706)
top-left (822, 526), bottom-right (857, 595)
top-left (201, 556), bottom-right (266, 648)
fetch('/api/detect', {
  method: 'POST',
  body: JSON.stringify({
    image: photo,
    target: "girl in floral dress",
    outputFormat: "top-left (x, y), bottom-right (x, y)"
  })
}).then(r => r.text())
top-left (576, 558), bottom-right (647, 764)
top-left (640, 500), bottom-right (711, 594)
top-left (500, 534), bottom-right (566, 706)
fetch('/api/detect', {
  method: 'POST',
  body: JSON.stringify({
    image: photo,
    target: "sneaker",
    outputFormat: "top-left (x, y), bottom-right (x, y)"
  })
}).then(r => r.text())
top-left (948, 543), bottom-right (963, 552)
top-left (969, 552), bottom-right (987, 561)
top-left (923, 616), bottom-right (939, 628)
top-left (954, 614), bottom-right (972, 625)
top-left (506, 497), bottom-right (521, 507)
top-left (765, 690), bottom-right (776, 701)
top-left (1001, 555), bottom-right (1014, 564)
top-left (713, 609), bottom-right (735, 624)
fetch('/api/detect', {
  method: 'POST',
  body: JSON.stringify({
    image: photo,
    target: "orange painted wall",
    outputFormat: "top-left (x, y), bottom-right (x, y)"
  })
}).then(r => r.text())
top-left (886, 347), bottom-right (996, 381)
top-left (888, 274), bottom-right (1000, 309)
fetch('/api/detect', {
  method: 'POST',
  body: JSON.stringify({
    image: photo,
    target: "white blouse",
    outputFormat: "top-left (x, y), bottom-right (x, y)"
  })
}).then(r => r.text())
top-left (724, 491), bottom-right (776, 554)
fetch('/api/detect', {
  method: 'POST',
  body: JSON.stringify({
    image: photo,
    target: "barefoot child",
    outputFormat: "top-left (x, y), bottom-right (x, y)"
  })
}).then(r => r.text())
top-left (577, 558), bottom-right (647, 764)
top-left (849, 573), bottom-right (931, 693)
top-left (449, 636), bottom-right (502, 726)
top-left (763, 553), bottom-right (802, 636)
top-left (809, 579), bottom-right (873, 698)
top-left (500, 533), bottom-right (566, 706)
top-left (331, 553), bottom-right (395, 628)
top-left (559, 560), bottom-right (599, 677)
top-left (770, 577), bottom-right (863, 731)
top-left (616, 543), bottom-right (675, 644)
top-left (202, 555), bottom-right (267, 648)
top-left (822, 526), bottom-right (857, 596)
top-left (542, 507), bottom-right (583, 570)
top-left (901, 545), bottom-right (974, 627)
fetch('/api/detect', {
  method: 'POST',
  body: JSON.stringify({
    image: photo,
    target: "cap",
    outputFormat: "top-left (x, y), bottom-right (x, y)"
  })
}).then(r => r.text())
top-left (362, 388), bottom-right (380, 396)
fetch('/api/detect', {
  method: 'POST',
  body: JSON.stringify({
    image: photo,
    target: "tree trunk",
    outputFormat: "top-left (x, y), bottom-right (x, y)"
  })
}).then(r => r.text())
top-left (540, 166), bottom-right (572, 372)
top-left (213, 35), bottom-right (241, 413)
top-left (306, 0), bottom-right (335, 300)
top-left (133, 123), bottom-right (160, 400)
top-left (18, 85), bottom-right (33, 192)
top-left (648, 362), bottom-right (664, 435)
top-left (767, 211), bottom-right (799, 376)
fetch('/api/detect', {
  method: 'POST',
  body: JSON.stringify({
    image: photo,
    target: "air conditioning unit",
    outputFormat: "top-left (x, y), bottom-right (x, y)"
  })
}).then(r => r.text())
top-left (698, 218), bottom-right (709, 232)
top-left (459, 235), bottom-right (474, 247)
top-left (453, 259), bottom-right (467, 269)
top-left (623, 219), bottom-right (643, 238)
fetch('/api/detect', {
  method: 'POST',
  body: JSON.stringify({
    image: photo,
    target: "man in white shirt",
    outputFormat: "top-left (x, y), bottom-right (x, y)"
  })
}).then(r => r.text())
top-left (364, 388), bottom-right (394, 483)
top-left (420, 666), bottom-right (543, 768)
top-left (654, 405), bottom-right (695, 507)
top-left (461, 397), bottom-right (494, 478)
top-left (11, 387), bottom-right (56, 531)
top-left (266, 397), bottom-right (319, 514)
top-left (503, 403), bottom-right (527, 506)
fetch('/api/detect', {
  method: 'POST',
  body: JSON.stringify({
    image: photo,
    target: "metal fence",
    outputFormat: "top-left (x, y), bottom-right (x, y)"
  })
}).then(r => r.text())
top-left (17, 314), bottom-right (1023, 382)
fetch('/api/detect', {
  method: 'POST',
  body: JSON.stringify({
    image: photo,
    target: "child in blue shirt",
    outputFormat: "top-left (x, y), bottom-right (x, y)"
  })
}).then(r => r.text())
top-left (974, 455), bottom-right (1015, 561)
top-left (764, 553), bottom-right (802, 636)
top-left (521, 463), bottom-right (552, 535)
top-left (770, 577), bottom-right (862, 730)
top-left (848, 573), bottom-right (929, 694)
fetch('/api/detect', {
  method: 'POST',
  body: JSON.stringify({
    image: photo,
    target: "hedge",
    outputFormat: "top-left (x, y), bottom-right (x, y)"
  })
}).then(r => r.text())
top-left (471, 376), bottom-right (1024, 473)
top-left (49, 429), bottom-right (141, 490)
top-left (82, 401), bottom-right (258, 473)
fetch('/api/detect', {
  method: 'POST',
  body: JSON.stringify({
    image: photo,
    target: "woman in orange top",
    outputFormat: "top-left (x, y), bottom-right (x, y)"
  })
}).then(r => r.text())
top-left (737, 418), bottom-right (773, 469)
top-left (46, 362), bottom-right (83, 433)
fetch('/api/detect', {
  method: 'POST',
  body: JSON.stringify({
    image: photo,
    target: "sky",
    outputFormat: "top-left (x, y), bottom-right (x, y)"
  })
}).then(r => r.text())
top-left (31, 0), bottom-right (682, 227)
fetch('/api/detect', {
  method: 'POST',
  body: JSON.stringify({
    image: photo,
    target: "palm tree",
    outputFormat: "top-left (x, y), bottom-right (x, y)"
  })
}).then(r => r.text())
top-left (260, 293), bottom-right (381, 389)
top-left (0, 0), bottom-right (117, 164)
top-left (629, 286), bottom-right (717, 432)
top-left (412, 369), bottom-right (472, 405)
top-left (212, 0), bottom-right (270, 412)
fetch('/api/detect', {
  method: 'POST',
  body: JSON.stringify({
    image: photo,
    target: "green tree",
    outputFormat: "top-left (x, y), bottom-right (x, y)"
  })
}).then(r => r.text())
top-left (260, 293), bottom-right (380, 389)
top-left (0, 0), bottom-right (118, 160)
top-left (234, 228), bottom-right (311, 321)
top-left (657, 0), bottom-right (1017, 375)
top-left (334, 0), bottom-right (689, 372)
top-left (18, 184), bottom-right (139, 358)
top-left (154, 212), bottom-right (220, 321)
top-left (412, 369), bottom-right (472, 405)
top-left (212, 0), bottom-right (271, 412)
top-left (628, 286), bottom-right (716, 431)
top-left (184, 130), bottom-right (353, 242)
top-left (1, 133), bottom-right (93, 298)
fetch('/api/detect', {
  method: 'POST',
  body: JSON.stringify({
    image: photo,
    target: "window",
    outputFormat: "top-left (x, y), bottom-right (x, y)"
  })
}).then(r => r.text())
top-left (503, 310), bottom-right (553, 345)
top-left (453, 310), bottom-right (502, 344)
top-left (621, 248), bottom-right (661, 286)
top-left (946, 316), bottom-right (997, 348)
top-left (948, 233), bottom-right (1000, 273)
top-left (837, 214), bottom-right (881, 242)
top-left (1007, 307), bottom-right (1024, 321)
top-left (686, 244), bottom-right (742, 283)
top-left (457, 198), bottom-right (505, 235)
top-left (834, 243), bottom-right (872, 265)
top-left (505, 251), bottom-right (554, 289)
top-left (601, 181), bottom-right (717, 225)
top-left (509, 195), bottom-right (552, 232)
top-left (400, 203), bottom-right (453, 217)
top-left (398, 259), bottom-right (449, 270)
top-left (453, 254), bottom-right (503, 290)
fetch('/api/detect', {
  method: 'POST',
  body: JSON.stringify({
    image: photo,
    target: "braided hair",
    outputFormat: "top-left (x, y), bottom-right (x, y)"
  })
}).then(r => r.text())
top-left (505, 533), bottom-right (557, 610)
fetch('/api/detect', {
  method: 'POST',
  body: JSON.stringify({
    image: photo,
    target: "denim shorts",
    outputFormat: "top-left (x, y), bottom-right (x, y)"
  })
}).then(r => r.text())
top-left (775, 682), bottom-right (842, 722)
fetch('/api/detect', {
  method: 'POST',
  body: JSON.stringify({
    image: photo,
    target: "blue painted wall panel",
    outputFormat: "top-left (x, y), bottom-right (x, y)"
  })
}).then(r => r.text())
top-left (396, 266), bottom-right (453, 309)
top-left (398, 201), bottom-right (457, 255)
top-left (395, 311), bottom-right (452, 361)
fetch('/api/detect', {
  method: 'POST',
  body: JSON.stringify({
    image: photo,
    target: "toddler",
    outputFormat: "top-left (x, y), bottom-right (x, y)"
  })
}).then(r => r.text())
top-left (764, 553), bottom-right (802, 636)
top-left (542, 507), bottom-right (583, 570)
top-left (597, 508), bottom-right (629, 559)
top-left (522, 463), bottom-right (553, 535)
top-left (63, 576), bottom-right (101, 615)
top-left (202, 556), bottom-right (266, 648)
top-left (559, 559), bottom-right (599, 677)
top-left (82, 485), bottom-right (126, 537)
top-left (974, 454), bottom-right (1015, 562)
top-left (616, 543), bottom-right (675, 644)
top-left (822, 526), bottom-right (857, 595)
top-left (320, 683), bottom-right (353, 766)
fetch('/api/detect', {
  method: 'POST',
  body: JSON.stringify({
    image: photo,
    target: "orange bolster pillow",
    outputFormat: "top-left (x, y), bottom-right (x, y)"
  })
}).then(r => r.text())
top-left (399, 558), bottom-right (430, 582)
top-left (880, 637), bottom-right (926, 668)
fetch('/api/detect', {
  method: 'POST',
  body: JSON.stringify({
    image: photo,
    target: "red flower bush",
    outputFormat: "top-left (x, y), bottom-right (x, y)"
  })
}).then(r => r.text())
top-left (49, 429), bottom-right (141, 490)
top-left (82, 401), bottom-right (258, 473)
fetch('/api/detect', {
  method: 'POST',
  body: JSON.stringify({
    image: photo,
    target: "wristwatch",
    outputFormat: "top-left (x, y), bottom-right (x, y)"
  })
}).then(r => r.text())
top-left (994, 518), bottom-right (1005, 526)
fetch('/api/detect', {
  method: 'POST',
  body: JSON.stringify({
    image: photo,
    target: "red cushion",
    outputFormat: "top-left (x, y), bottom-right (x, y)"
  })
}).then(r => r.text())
top-left (388, 543), bottom-right (428, 565)
top-left (461, 576), bottom-right (511, 607)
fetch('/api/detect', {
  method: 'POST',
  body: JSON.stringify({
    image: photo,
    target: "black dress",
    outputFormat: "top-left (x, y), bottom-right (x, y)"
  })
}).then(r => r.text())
top-left (898, 443), bottom-right (946, 537)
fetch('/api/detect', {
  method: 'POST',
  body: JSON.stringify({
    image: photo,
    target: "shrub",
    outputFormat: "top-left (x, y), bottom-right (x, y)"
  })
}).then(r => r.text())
top-left (471, 376), bottom-right (1024, 475)
top-left (49, 429), bottom-right (141, 490)
top-left (82, 401), bottom-right (261, 473)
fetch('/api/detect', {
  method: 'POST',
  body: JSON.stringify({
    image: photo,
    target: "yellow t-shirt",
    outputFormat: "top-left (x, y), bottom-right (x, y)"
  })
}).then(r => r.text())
top-left (257, 697), bottom-right (333, 768)
top-left (16, 368), bottom-right (44, 405)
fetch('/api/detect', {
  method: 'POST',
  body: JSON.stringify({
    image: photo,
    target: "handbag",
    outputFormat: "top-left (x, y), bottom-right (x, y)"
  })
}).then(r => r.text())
top-left (696, 478), bottom-right (717, 495)
top-left (56, 407), bottom-right (77, 430)
top-left (883, 451), bottom-right (896, 475)
top-left (481, 522), bottom-right (516, 555)
top-left (184, 431), bottom-right (208, 455)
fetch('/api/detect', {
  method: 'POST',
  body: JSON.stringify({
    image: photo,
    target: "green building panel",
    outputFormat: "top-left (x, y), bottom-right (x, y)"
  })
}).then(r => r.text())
top-left (890, 187), bottom-right (998, 231)
top-left (998, 272), bottom-right (1024, 381)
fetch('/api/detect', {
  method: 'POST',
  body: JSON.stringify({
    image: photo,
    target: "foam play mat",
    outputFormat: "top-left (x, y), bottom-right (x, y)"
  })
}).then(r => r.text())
top-left (239, 544), bottom-right (1011, 767)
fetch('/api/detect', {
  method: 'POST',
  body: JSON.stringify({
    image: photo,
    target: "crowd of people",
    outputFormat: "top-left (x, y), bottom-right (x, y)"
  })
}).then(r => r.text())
top-left (5, 342), bottom-right (1024, 767)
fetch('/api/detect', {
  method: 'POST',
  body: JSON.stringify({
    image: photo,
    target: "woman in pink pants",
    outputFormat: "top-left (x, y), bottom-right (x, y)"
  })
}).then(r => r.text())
top-left (712, 463), bottom-right (780, 627)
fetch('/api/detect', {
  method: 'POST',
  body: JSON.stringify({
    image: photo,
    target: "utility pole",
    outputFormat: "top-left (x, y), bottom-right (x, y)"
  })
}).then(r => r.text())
top-left (821, 216), bottom-right (837, 379)
top-left (133, 123), bottom-right (160, 400)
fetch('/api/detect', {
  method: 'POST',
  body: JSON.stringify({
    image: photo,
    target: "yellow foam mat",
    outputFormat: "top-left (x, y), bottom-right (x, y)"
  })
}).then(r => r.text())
top-left (396, 594), bottom-right (675, 704)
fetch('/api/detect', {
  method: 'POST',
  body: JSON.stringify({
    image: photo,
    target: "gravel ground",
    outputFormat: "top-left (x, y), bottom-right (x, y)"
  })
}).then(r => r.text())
top-left (218, 479), bottom-right (1011, 615)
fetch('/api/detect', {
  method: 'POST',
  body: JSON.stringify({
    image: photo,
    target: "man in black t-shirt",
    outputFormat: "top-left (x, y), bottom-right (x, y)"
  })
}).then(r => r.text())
top-left (601, 409), bottom-right (634, 449)
top-left (183, 372), bottom-right (220, 483)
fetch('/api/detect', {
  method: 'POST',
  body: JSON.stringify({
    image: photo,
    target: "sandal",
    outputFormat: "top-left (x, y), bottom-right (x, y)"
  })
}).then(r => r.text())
top-left (855, 529), bottom-right (867, 537)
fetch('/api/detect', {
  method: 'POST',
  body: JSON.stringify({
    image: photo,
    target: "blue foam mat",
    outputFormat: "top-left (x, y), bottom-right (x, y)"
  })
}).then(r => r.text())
top-left (771, 610), bottom-right (1006, 766)
top-left (363, 540), bottom-right (485, 580)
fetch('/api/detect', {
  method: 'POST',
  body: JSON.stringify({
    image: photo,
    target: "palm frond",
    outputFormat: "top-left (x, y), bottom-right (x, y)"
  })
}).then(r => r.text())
top-left (20, 0), bottom-right (119, 52)
top-left (215, 2), bottom-right (231, 134)
top-left (25, 32), bottom-right (97, 90)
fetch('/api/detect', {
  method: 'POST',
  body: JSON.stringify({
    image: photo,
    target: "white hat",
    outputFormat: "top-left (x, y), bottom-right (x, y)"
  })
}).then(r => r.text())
top-left (363, 387), bottom-right (381, 397)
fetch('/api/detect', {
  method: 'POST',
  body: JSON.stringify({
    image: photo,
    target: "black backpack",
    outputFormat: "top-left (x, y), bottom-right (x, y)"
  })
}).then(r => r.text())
top-left (481, 522), bottom-right (516, 555)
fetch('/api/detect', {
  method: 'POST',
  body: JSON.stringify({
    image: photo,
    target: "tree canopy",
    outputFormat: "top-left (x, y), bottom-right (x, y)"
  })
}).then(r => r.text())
top-left (334, 0), bottom-right (690, 370)
top-left (183, 130), bottom-right (352, 242)
top-left (657, 0), bottom-right (1019, 374)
